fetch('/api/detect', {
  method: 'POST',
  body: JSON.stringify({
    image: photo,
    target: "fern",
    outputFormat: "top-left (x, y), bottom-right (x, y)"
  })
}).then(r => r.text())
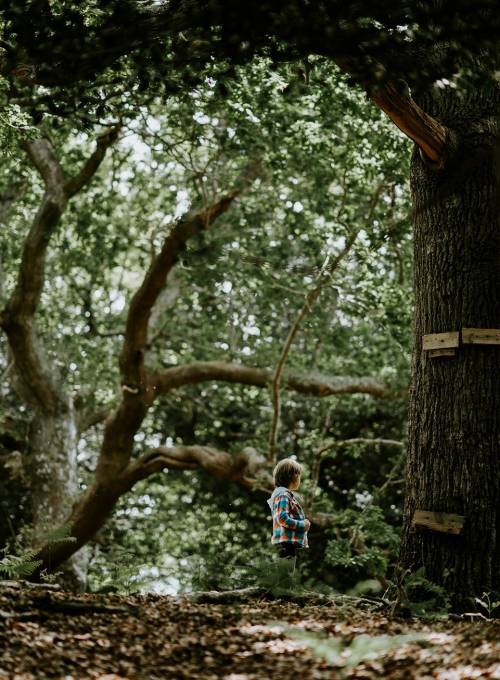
top-left (249, 554), bottom-right (305, 597)
top-left (0, 523), bottom-right (77, 581)
top-left (42, 523), bottom-right (77, 546)
top-left (0, 550), bottom-right (42, 579)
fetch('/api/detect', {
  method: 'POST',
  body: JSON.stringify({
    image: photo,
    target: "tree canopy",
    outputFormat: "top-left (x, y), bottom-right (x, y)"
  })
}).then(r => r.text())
top-left (1, 0), bottom-right (499, 609)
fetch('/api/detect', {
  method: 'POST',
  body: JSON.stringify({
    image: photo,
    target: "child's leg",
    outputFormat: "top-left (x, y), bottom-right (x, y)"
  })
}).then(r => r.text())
top-left (276, 542), bottom-right (298, 574)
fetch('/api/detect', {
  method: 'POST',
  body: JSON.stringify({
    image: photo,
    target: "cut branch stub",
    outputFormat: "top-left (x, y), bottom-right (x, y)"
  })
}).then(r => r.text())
top-left (412, 510), bottom-right (464, 535)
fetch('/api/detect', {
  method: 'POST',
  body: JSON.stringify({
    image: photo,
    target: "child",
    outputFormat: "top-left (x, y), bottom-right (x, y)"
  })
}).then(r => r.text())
top-left (267, 458), bottom-right (311, 565)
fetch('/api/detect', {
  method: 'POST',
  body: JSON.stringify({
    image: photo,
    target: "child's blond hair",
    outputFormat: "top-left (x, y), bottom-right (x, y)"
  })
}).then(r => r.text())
top-left (273, 458), bottom-right (301, 488)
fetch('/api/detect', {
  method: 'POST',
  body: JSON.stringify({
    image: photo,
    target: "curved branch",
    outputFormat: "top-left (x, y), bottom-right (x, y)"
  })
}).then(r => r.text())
top-left (119, 160), bottom-right (260, 391)
top-left (76, 366), bottom-right (391, 436)
top-left (0, 133), bottom-right (119, 413)
top-left (150, 361), bottom-right (390, 398)
top-left (123, 444), bottom-right (268, 488)
top-left (65, 126), bottom-right (121, 197)
top-left (123, 445), bottom-right (338, 530)
top-left (98, 163), bottom-right (260, 479)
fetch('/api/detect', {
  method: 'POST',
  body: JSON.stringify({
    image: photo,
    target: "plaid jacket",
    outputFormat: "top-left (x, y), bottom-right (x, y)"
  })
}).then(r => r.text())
top-left (268, 487), bottom-right (308, 548)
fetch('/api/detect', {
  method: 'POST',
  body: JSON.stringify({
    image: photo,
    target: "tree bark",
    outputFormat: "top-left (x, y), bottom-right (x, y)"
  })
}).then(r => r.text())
top-left (400, 85), bottom-right (500, 608)
top-left (0, 132), bottom-right (118, 589)
top-left (26, 399), bottom-right (89, 588)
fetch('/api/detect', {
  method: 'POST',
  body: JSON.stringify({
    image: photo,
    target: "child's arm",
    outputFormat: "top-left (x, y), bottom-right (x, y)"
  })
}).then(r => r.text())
top-left (275, 494), bottom-right (306, 530)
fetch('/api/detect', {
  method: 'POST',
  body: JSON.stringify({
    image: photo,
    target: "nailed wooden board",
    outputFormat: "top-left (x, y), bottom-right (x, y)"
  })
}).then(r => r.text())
top-left (412, 510), bottom-right (464, 535)
top-left (428, 348), bottom-right (457, 358)
top-left (462, 328), bottom-right (500, 345)
top-left (422, 332), bottom-right (460, 351)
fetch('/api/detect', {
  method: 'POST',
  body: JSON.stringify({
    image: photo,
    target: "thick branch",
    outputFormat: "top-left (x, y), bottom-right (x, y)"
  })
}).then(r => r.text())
top-left (0, 141), bottom-right (68, 411)
top-left (120, 161), bottom-right (259, 390)
top-left (98, 164), bottom-right (259, 481)
top-left (76, 365), bottom-right (391, 438)
top-left (334, 58), bottom-right (451, 166)
top-left (124, 446), bottom-right (338, 530)
top-left (150, 361), bottom-right (389, 398)
top-left (369, 82), bottom-right (450, 166)
top-left (6, 141), bottom-right (66, 320)
top-left (120, 194), bottom-right (237, 382)
top-left (123, 445), bottom-right (267, 488)
top-left (0, 134), bottom-right (118, 413)
top-left (29, 444), bottom-right (269, 574)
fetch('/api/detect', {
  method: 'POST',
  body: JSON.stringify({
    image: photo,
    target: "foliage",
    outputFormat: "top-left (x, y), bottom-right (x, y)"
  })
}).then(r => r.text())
top-left (324, 505), bottom-right (400, 581)
top-left (250, 554), bottom-right (304, 597)
top-left (0, 53), bottom-right (412, 592)
top-left (0, 524), bottom-right (76, 580)
top-left (474, 592), bottom-right (500, 619)
top-left (0, 77), bottom-right (36, 158)
top-left (0, 548), bottom-right (42, 578)
top-left (388, 567), bottom-right (452, 618)
top-left (285, 627), bottom-right (428, 673)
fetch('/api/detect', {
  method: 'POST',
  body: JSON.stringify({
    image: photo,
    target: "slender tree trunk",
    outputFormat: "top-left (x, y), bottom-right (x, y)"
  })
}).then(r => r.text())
top-left (28, 404), bottom-right (77, 536)
top-left (26, 397), bottom-right (89, 589)
top-left (401, 85), bottom-right (500, 608)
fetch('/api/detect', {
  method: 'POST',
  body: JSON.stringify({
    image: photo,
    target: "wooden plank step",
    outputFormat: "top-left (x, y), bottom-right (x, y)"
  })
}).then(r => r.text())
top-left (462, 328), bottom-right (500, 345)
top-left (412, 510), bottom-right (464, 535)
top-left (428, 348), bottom-right (457, 358)
top-left (422, 332), bottom-right (460, 351)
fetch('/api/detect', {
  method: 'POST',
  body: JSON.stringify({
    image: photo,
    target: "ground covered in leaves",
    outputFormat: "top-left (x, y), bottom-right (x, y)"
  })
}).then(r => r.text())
top-left (1, 582), bottom-right (500, 679)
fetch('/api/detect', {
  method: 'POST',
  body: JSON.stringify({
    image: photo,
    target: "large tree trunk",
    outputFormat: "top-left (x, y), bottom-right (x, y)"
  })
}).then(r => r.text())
top-left (401, 86), bottom-right (500, 608)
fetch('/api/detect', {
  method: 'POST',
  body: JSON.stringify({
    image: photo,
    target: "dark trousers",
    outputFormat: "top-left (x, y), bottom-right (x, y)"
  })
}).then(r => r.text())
top-left (276, 542), bottom-right (299, 558)
top-left (275, 542), bottom-right (299, 574)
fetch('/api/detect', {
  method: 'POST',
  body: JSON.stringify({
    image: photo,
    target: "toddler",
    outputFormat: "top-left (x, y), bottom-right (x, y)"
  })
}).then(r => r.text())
top-left (267, 458), bottom-right (310, 565)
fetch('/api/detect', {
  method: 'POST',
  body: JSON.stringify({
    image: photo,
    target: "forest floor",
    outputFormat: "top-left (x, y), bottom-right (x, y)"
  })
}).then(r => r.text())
top-left (0, 582), bottom-right (499, 679)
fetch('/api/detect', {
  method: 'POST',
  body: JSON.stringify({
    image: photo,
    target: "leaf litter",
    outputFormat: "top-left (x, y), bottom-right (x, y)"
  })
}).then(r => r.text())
top-left (0, 583), bottom-right (499, 679)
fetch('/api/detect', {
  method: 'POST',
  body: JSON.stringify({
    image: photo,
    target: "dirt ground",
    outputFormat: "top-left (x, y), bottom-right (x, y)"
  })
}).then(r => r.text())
top-left (0, 582), bottom-right (499, 679)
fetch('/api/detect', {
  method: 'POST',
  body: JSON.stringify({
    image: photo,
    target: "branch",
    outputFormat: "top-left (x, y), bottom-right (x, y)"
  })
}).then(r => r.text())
top-left (0, 134), bottom-right (118, 413)
top-left (123, 445), bottom-right (268, 489)
top-left (65, 127), bottom-right (121, 197)
top-left (369, 82), bottom-right (450, 166)
top-left (150, 361), bottom-right (390, 398)
top-left (268, 182), bottom-right (385, 462)
top-left (0, 140), bottom-right (68, 411)
top-left (119, 161), bottom-right (260, 390)
top-left (77, 364), bottom-right (391, 438)
top-left (336, 60), bottom-right (451, 166)
top-left (318, 437), bottom-right (404, 457)
top-left (95, 163), bottom-right (260, 479)
top-left (123, 444), bottom-right (339, 530)
top-left (76, 407), bottom-right (110, 434)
